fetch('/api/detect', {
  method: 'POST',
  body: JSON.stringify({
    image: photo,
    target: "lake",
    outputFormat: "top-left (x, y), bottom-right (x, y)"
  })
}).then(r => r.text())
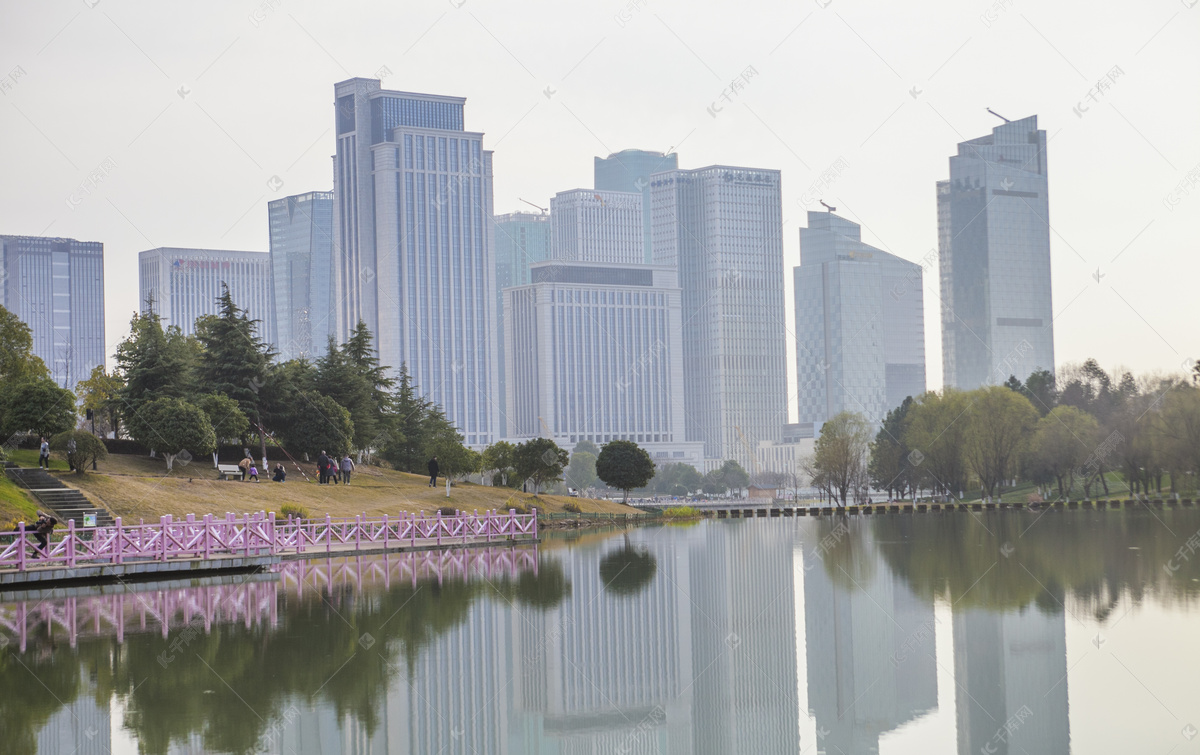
top-left (2, 508), bottom-right (1198, 754)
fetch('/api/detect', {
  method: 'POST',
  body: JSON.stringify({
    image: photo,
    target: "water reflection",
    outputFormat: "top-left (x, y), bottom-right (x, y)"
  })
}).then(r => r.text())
top-left (2, 508), bottom-right (1198, 754)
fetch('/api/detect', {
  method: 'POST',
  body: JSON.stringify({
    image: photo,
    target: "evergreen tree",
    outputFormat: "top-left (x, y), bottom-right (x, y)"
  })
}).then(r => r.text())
top-left (115, 309), bottom-right (195, 418)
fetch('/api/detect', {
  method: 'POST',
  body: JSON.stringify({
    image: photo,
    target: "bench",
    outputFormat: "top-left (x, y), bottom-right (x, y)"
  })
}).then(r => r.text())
top-left (217, 464), bottom-right (243, 481)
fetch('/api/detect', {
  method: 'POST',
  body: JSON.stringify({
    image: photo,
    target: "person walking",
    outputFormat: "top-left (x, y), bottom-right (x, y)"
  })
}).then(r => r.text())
top-left (317, 451), bottom-right (329, 484)
top-left (248, 463), bottom-right (260, 482)
top-left (238, 456), bottom-right (251, 481)
top-left (31, 511), bottom-right (57, 558)
top-left (38, 437), bottom-right (50, 469)
top-left (272, 463), bottom-right (286, 482)
top-left (340, 455), bottom-right (355, 485)
top-left (427, 456), bottom-right (439, 488)
top-left (66, 436), bottom-right (77, 472)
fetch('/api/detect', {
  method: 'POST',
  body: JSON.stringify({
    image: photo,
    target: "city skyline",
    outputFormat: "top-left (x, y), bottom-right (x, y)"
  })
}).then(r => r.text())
top-left (1, 0), bottom-right (1195, 412)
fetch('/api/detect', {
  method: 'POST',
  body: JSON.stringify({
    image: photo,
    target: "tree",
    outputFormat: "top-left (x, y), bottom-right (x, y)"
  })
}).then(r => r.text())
top-left (276, 392), bottom-right (354, 459)
top-left (869, 397), bottom-right (916, 499)
top-left (126, 397), bottom-right (217, 471)
top-left (650, 462), bottom-right (702, 495)
top-left (0, 304), bottom-right (49, 383)
top-left (902, 390), bottom-right (972, 498)
top-left (595, 440), bottom-right (656, 502)
top-left (717, 459), bottom-right (750, 496)
top-left (964, 386), bottom-right (1038, 498)
top-left (314, 322), bottom-right (395, 454)
top-left (379, 364), bottom-right (439, 473)
top-left (49, 430), bottom-right (108, 474)
top-left (196, 394), bottom-right (250, 444)
top-left (114, 310), bottom-right (196, 409)
top-left (1154, 385), bottom-right (1200, 486)
top-left (1022, 369), bottom-right (1059, 415)
top-left (573, 439), bottom-right (600, 457)
top-left (1024, 406), bottom-right (1101, 497)
top-left (514, 438), bottom-right (568, 495)
top-left (76, 365), bottom-right (124, 438)
top-left (425, 428), bottom-right (477, 483)
top-left (812, 412), bottom-right (872, 506)
top-left (565, 451), bottom-right (598, 493)
top-left (701, 469), bottom-right (728, 495)
top-left (0, 379), bottom-right (77, 440)
top-left (481, 441), bottom-right (518, 487)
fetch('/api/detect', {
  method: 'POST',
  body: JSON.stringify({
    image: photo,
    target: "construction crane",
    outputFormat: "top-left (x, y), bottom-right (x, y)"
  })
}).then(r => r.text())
top-left (538, 416), bottom-right (554, 439)
top-left (734, 426), bottom-right (762, 477)
top-left (986, 107), bottom-right (1011, 123)
top-left (519, 198), bottom-right (548, 214)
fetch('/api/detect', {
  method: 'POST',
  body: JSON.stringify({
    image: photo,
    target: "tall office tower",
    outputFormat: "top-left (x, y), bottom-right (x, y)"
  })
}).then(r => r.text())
top-left (0, 235), bottom-right (104, 388)
top-left (138, 248), bottom-right (273, 338)
top-left (494, 211), bottom-right (551, 438)
top-left (549, 189), bottom-right (644, 264)
top-left (594, 148), bottom-right (679, 263)
top-left (504, 260), bottom-right (704, 466)
top-left (333, 77), bottom-right (497, 446)
top-left (650, 166), bottom-right (787, 469)
top-left (795, 211), bottom-right (926, 427)
top-left (268, 191), bottom-right (334, 361)
top-left (938, 115), bottom-right (1054, 389)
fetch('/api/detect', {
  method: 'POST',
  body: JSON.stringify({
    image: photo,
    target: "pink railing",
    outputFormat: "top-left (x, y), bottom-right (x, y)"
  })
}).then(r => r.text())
top-left (0, 508), bottom-right (538, 572)
top-left (0, 546), bottom-right (539, 652)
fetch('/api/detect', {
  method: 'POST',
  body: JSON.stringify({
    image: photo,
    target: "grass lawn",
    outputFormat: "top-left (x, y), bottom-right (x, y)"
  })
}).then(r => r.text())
top-left (0, 474), bottom-right (39, 528)
top-left (19, 452), bottom-right (637, 522)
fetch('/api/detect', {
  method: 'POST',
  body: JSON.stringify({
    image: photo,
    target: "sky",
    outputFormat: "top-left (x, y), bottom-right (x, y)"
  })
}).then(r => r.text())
top-left (1, 0), bottom-right (1197, 419)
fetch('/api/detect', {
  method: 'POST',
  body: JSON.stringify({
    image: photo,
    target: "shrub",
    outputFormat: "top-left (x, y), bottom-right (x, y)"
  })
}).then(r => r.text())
top-left (280, 503), bottom-right (310, 520)
top-left (563, 502), bottom-right (582, 513)
top-left (662, 506), bottom-right (701, 518)
top-left (438, 506), bottom-right (458, 516)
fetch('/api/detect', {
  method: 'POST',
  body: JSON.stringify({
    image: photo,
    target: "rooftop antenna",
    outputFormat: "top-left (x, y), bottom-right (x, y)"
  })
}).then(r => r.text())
top-left (518, 198), bottom-right (548, 214)
top-left (819, 200), bottom-right (836, 213)
top-left (986, 107), bottom-right (1011, 123)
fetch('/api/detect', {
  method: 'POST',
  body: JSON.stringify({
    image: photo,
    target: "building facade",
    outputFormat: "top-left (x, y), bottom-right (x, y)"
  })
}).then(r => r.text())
top-left (938, 115), bottom-right (1054, 389)
top-left (649, 166), bottom-right (787, 469)
top-left (138, 248), bottom-right (273, 338)
top-left (504, 260), bottom-right (703, 467)
top-left (0, 235), bottom-right (105, 388)
top-left (333, 77), bottom-right (498, 446)
top-left (494, 211), bottom-right (551, 438)
top-left (594, 148), bottom-right (679, 264)
top-left (795, 211), bottom-right (926, 427)
top-left (550, 189), bottom-right (644, 265)
top-left (268, 191), bottom-right (335, 361)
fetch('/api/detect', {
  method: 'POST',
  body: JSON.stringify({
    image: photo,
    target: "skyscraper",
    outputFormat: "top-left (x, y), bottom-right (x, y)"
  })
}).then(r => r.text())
top-left (938, 115), bottom-right (1054, 389)
top-left (795, 211), bottom-right (926, 427)
top-left (650, 166), bottom-right (787, 469)
top-left (594, 149), bottom-right (679, 264)
top-left (494, 211), bottom-right (551, 438)
top-left (504, 260), bottom-right (703, 466)
top-left (138, 247), bottom-right (273, 337)
top-left (333, 77), bottom-right (497, 446)
top-left (549, 189), bottom-right (644, 264)
top-left (0, 235), bottom-right (105, 388)
top-left (268, 191), bottom-right (334, 361)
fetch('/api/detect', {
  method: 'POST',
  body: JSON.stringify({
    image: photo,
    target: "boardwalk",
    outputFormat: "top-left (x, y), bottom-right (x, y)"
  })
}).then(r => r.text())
top-left (0, 509), bottom-right (538, 585)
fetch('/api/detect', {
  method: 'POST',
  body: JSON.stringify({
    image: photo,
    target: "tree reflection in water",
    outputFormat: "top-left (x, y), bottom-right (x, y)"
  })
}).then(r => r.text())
top-left (598, 534), bottom-right (658, 597)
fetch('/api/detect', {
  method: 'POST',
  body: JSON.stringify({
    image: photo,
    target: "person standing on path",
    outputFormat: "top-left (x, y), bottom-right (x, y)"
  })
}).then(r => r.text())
top-left (428, 456), bottom-right (439, 488)
top-left (340, 455), bottom-right (355, 485)
top-left (317, 451), bottom-right (329, 484)
top-left (38, 437), bottom-right (50, 469)
top-left (66, 437), bottom-right (77, 471)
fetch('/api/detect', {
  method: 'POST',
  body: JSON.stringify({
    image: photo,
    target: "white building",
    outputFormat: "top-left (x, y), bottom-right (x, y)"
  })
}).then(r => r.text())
top-left (138, 247), bottom-right (272, 338)
top-left (649, 166), bottom-right (788, 470)
top-left (269, 191), bottom-right (335, 361)
top-left (333, 77), bottom-right (498, 446)
top-left (504, 260), bottom-right (704, 467)
top-left (795, 211), bottom-right (926, 426)
top-left (550, 188), bottom-right (644, 265)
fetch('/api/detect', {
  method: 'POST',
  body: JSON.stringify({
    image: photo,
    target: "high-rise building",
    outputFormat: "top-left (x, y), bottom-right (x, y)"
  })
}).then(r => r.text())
top-left (493, 211), bottom-right (551, 438)
top-left (594, 149), bottom-right (679, 264)
top-left (268, 191), bottom-right (334, 361)
top-left (650, 166), bottom-right (787, 469)
top-left (0, 235), bottom-right (105, 388)
top-left (138, 247), bottom-right (272, 338)
top-left (938, 115), bottom-right (1054, 389)
top-left (333, 77), bottom-right (497, 446)
top-left (549, 189), bottom-right (644, 265)
top-left (795, 211), bottom-right (926, 427)
top-left (504, 260), bottom-right (704, 466)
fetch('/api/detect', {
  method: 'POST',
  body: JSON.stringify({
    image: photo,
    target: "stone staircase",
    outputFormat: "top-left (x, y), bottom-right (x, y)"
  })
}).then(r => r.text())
top-left (3, 463), bottom-right (115, 528)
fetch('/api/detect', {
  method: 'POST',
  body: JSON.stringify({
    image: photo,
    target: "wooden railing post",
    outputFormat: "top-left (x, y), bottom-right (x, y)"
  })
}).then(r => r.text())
top-left (436, 510), bottom-right (443, 546)
top-left (355, 514), bottom-right (362, 552)
top-left (66, 519), bottom-right (75, 568)
top-left (326, 514), bottom-right (332, 554)
top-left (268, 511), bottom-right (276, 555)
top-left (532, 508), bottom-right (538, 540)
top-left (411, 513), bottom-right (417, 547)
top-left (160, 516), bottom-right (168, 562)
top-left (114, 518), bottom-right (123, 565)
top-left (382, 514), bottom-right (389, 550)
top-left (509, 509), bottom-right (516, 542)
top-left (204, 514), bottom-right (212, 560)
top-left (17, 522), bottom-right (26, 572)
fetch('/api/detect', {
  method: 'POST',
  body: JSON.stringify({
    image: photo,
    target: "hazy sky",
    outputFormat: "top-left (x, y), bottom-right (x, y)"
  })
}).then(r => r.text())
top-left (2, 0), bottom-right (1196, 417)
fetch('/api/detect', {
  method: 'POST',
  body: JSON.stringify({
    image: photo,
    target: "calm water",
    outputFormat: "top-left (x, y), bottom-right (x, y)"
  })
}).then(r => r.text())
top-left (3, 508), bottom-right (1199, 755)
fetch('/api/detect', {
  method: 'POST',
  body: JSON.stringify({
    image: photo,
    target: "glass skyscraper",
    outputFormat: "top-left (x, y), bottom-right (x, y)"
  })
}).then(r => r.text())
top-left (650, 166), bottom-right (787, 469)
top-left (493, 211), bottom-right (551, 438)
top-left (795, 211), bottom-right (926, 427)
top-left (938, 115), bottom-right (1054, 389)
top-left (333, 78), bottom-right (497, 446)
top-left (138, 247), bottom-right (273, 338)
top-left (0, 235), bottom-right (105, 389)
top-left (550, 189), bottom-right (645, 265)
top-left (594, 149), bottom-right (679, 264)
top-left (268, 191), bottom-right (334, 361)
